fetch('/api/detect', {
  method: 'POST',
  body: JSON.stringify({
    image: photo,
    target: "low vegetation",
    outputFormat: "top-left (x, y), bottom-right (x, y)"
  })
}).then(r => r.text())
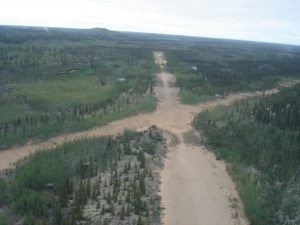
top-left (165, 41), bottom-right (300, 104)
top-left (0, 26), bottom-right (156, 148)
top-left (2, 25), bottom-right (300, 225)
top-left (0, 126), bottom-right (166, 225)
top-left (194, 84), bottom-right (300, 225)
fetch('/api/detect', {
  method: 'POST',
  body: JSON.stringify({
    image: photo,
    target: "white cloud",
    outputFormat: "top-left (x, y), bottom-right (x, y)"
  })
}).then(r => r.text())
top-left (0, 0), bottom-right (299, 45)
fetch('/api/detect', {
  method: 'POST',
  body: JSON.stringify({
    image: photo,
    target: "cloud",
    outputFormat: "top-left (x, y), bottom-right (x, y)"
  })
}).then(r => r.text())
top-left (0, 0), bottom-right (299, 45)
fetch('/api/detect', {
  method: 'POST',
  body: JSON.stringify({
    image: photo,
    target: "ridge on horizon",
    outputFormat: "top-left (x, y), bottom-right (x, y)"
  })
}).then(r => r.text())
top-left (0, 23), bottom-right (299, 47)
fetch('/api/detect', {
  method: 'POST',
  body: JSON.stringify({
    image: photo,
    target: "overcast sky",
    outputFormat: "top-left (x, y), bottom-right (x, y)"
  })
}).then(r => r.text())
top-left (1, 0), bottom-right (300, 45)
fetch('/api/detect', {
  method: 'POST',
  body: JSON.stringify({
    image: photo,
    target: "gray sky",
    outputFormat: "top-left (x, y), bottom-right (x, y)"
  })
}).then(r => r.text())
top-left (1, 0), bottom-right (300, 45)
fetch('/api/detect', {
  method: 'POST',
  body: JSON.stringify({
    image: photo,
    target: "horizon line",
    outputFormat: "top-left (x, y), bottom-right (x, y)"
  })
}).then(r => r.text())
top-left (1, 23), bottom-right (300, 47)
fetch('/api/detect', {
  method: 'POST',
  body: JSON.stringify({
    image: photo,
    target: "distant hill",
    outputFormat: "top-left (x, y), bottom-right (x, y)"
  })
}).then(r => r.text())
top-left (2, 25), bottom-right (299, 48)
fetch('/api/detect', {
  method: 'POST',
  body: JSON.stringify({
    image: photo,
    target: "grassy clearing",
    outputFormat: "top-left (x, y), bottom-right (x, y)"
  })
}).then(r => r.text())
top-left (12, 73), bottom-right (116, 112)
top-left (180, 89), bottom-right (218, 105)
top-left (0, 31), bottom-right (157, 147)
top-left (1, 95), bottom-right (156, 148)
top-left (0, 61), bottom-right (156, 148)
top-left (0, 104), bottom-right (26, 122)
top-left (87, 95), bottom-right (157, 128)
top-left (1, 72), bottom-right (117, 122)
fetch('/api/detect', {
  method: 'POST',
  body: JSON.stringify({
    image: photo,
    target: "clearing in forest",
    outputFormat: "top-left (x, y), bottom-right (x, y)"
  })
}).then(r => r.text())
top-left (2, 51), bottom-right (295, 224)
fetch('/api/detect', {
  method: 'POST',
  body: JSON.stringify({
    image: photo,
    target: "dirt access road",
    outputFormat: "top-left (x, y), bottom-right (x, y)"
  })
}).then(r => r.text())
top-left (2, 51), bottom-right (293, 224)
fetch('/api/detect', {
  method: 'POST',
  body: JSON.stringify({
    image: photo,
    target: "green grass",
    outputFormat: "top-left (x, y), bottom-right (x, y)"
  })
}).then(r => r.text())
top-left (0, 104), bottom-right (26, 122)
top-left (0, 44), bottom-right (156, 148)
top-left (89, 95), bottom-right (156, 127)
top-left (180, 89), bottom-right (218, 105)
top-left (1, 95), bottom-right (156, 147)
top-left (11, 73), bottom-right (116, 112)
top-left (0, 58), bottom-right (156, 148)
top-left (0, 216), bottom-right (8, 225)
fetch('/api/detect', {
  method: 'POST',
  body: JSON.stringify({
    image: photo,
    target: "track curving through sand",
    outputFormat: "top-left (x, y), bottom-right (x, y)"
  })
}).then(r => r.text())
top-left (1, 51), bottom-right (298, 224)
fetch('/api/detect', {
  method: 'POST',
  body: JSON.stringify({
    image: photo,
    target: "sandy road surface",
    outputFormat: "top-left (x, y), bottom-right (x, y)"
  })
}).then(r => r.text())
top-left (1, 51), bottom-right (296, 224)
top-left (160, 143), bottom-right (247, 225)
top-left (153, 52), bottom-right (249, 225)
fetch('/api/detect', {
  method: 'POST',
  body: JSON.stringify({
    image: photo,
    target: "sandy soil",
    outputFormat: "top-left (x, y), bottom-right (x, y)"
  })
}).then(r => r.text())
top-left (1, 51), bottom-right (297, 224)
top-left (160, 144), bottom-right (247, 225)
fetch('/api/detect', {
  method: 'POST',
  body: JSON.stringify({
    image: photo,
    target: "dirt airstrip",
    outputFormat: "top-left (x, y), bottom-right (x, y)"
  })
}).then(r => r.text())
top-left (2, 51), bottom-right (296, 224)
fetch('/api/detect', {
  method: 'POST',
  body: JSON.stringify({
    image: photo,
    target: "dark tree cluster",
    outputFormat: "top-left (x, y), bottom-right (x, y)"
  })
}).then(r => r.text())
top-left (166, 43), bottom-right (300, 96)
top-left (0, 127), bottom-right (164, 225)
top-left (194, 84), bottom-right (300, 225)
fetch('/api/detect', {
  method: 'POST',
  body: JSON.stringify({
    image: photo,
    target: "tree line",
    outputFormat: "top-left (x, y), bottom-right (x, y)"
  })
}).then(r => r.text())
top-left (166, 44), bottom-right (300, 96)
top-left (194, 84), bottom-right (300, 225)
